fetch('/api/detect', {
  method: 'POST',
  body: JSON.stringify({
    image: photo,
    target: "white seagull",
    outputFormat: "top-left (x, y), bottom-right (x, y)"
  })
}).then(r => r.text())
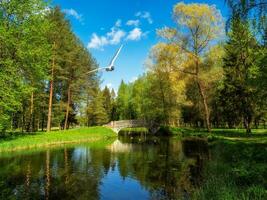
top-left (105, 44), bottom-right (123, 71)
top-left (86, 45), bottom-right (123, 74)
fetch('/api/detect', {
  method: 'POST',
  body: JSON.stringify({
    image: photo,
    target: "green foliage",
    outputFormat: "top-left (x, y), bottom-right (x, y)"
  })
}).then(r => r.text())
top-left (225, 0), bottom-right (266, 43)
top-left (87, 89), bottom-right (109, 126)
top-left (219, 17), bottom-right (263, 132)
top-left (0, 2), bottom-right (99, 133)
top-left (0, 0), bottom-right (51, 132)
top-left (116, 80), bottom-right (136, 120)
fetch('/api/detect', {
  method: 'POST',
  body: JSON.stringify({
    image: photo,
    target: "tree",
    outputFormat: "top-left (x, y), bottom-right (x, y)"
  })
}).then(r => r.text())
top-left (87, 89), bottom-right (108, 126)
top-left (46, 7), bottom-right (71, 131)
top-left (0, 1), bottom-right (100, 133)
top-left (116, 80), bottom-right (130, 120)
top-left (110, 89), bottom-right (117, 121)
top-left (156, 2), bottom-right (224, 132)
top-left (102, 86), bottom-right (112, 121)
top-left (63, 38), bottom-right (96, 130)
top-left (143, 44), bottom-right (188, 125)
top-left (226, 0), bottom-right (266, 43)
top-left (220, 17), bottom-right (259, 133)
top-left (0, 0), bottom-right (51, 133)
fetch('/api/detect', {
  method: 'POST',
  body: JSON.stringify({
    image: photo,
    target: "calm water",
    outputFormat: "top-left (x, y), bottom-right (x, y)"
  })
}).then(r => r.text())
top-left (0, 136), bottom-right (209, 200)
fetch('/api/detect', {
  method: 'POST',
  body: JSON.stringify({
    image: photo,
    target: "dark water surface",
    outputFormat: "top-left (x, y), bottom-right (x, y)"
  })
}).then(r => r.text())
top-left (0, 136), bottom-right (209, 200)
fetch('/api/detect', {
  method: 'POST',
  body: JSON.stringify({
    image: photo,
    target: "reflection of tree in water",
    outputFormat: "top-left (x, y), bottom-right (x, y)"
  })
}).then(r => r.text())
top-left (0, 138), bottom-right (209, 199)
top-left (114, 137), bottom-right (209, 199)
top-left (112, 137), bottom-right (182, 199)
top-left (45, 150), bottom-right (50, 200)
top-left (182, 138), bottom-right (210, 186)
top-left (0, 146), bottom-right (113, 200)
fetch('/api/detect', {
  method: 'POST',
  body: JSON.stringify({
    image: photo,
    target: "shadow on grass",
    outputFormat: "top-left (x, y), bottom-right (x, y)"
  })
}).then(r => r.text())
top-left (0, 131), bottom-right (47, 142)
top-left (171, 127), bottom-right (267, 138)
top-left (211, 130), bottom-right (267, 138)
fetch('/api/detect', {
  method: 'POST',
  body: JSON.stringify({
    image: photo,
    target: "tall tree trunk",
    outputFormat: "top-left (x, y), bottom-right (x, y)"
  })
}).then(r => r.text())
top-left (197, 80), bottom-right (211, 132)
top-left (37, 117), bottom-right (39, 131)
top-left (41, 105), bottom-right (44, 131)
top-left (159, 76), bottom-right (167, 125)
top-left (195, 55), bottom-right (211, 133)
top-left (22, 106), bottom-right (25, 133)
top-left (64, 85), bottom-right (71, 130)
top-left (47, 53), bottom-right (55, 132)
top-left (244, 116), bottom-right (252, 134)
top-left (30, 92), bottom-right (34, 132)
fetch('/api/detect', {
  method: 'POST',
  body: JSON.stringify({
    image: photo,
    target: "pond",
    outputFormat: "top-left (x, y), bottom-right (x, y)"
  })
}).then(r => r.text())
top-left (0, 136), bottom-right (209, 200)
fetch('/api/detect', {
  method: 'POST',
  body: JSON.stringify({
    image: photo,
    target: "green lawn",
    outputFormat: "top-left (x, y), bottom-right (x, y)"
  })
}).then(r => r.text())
top-left (192, 139), bottom-right (267, 200)
top-left (166, 127), bottom-right (267, 143)
top-left (0, 127), bottom-right (117, 152)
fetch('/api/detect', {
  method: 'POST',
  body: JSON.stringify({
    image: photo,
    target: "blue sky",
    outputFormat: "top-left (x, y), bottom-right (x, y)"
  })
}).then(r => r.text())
top-left (52, 0), bottom-right (229, 92)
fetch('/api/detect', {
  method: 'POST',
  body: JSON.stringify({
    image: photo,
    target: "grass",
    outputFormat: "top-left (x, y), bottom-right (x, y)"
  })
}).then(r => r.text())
top-left (164, 127), bottom-right (267, 143)
top-left (168, 127), bottom-right (267, 135)
top-left (192, 139), bottom-right (267, 200)
top-left (118, 126), bottom-right (267, 143)
top-left (0, 127), bottom-right (117, 152)
top-left (164, 127), bottom-right (267, 199)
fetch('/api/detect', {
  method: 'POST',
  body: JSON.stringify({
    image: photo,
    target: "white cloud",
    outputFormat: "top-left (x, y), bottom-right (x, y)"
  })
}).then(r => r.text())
top-left (87, 33), bottom-right (108, 50)
top-left (107, 28), bottom-right (126, 44)
top-left (126, 28), bottom-right (143, 41)
top-left (63, 8), bottom-right (83, 22)
top-left (115, 19), bottom-right (122, 27)
top-left (126, 20), bottom-right (140, 26)
top-left (88, 16), bottom-right (148, 50)
top-left (87, 21), bottom-right (126, 50)
top-left (135, 11), bottom-right (153, 24)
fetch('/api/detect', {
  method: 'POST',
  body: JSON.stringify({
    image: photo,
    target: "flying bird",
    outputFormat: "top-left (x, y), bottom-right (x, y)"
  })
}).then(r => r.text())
top-left (105, 44), bottom-right (123, 72)
top-left (86, 45), bottom-right (123, 74)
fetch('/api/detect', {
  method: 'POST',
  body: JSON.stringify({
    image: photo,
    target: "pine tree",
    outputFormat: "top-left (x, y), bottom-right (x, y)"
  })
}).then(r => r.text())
top-left (220, 17), bottom-right (259, 133)
top-left (102, 87), bottom-right (112, 121)
top-left (87, 89), bottom-right (108, 126)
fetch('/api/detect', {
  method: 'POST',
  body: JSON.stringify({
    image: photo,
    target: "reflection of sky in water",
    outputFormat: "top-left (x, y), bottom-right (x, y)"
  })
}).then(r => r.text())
top-left (100, 164), bottom-right (149, 200)
top-left (73, 147), bottom-right (90, 161)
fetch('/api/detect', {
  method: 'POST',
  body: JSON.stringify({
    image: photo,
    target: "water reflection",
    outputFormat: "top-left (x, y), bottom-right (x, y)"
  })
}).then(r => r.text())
top-left (0, 136), bottom-right (209, 200)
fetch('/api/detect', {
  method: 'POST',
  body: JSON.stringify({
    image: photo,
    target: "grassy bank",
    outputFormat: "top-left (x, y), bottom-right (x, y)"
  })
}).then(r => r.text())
top-left (165, 127), bottom-right (267, 142)
top-left (0, 127), bottom-right (116, 152)
top-left (162, 127), bottom-right (267, 199)
top-left (192, 139), bottom-right (267, 200)
top-left (168, 127), bottom-right (267, 135)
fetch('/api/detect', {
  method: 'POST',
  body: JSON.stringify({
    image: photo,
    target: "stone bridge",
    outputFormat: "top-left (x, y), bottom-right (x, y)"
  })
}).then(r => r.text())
top-left (104, 120), bottom-right (159, 134)
top-left (104, 120), bottom-right (146, 133)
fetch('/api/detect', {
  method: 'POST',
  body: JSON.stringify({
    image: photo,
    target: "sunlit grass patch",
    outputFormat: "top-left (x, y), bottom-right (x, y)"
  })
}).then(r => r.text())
top-left (0, 127), bottom-right (117, 152)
